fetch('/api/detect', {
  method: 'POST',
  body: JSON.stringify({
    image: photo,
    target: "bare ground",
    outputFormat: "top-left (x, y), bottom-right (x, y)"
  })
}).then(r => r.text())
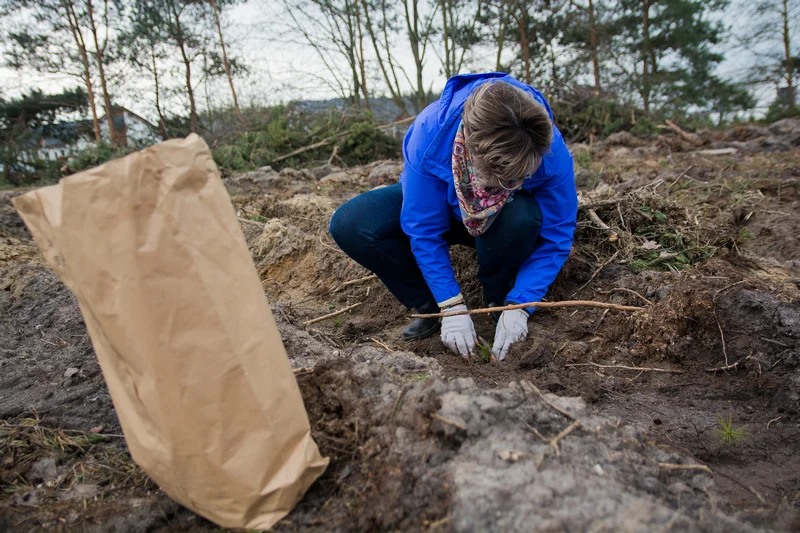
top-left (1, 122), bottom-right (799, 532)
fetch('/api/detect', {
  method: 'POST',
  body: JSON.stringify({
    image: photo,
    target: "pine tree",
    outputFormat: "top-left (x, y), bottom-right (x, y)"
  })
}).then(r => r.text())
top-left (737, 0), bottom-right (799, 115)
top-left (1, 1), bottom-right (121, 144)
top-left (0, 87), bottom-right (88, 184)
top-left (610, 0), bottom-right (752, 115)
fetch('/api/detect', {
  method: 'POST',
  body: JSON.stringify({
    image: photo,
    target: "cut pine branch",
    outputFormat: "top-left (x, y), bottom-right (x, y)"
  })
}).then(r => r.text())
top-left (410, 300), bottom-right (644, 319)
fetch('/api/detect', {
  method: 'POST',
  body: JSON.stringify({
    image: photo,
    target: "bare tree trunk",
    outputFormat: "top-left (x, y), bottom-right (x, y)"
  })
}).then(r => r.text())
top-left (454, 0), bottom-right (482, 74)
top-left (63, 1), bottom-right (101, 142)
top-left (86, 0), bottom-right (118, 144)
top-left (150, 47), bottom-right (168, 140)
top-left (496, 2), bottom-right (509, 71)
top-left (440, 0), bottom-right (452, 77)
top-left (362, 0), bottom-right (407, 115)
top-left (641, 0), bottom-right (650, 114)
top-left (517, 9), bottom-right (531, 84)
top-left (343, 0), bottom-right (361, 106)
top-left (588, 0), bottom-right (601, 93)
top-left (782, 0), bottom-right (795, 107)
top-left (208, 0), bottom-right (246, 127)
top-left (167, 0), bottom-right (199, 132)
top-left (403, 0), bottom-right (426, 110)
top-left (355, 1), bottom-right (370, 109)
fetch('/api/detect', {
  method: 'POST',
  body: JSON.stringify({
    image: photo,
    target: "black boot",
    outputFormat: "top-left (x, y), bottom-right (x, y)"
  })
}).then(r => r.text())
top-left (402, 299), bottom-right (441, 341)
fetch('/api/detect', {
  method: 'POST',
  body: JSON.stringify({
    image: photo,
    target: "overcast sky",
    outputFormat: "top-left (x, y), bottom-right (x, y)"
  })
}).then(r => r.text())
top-left (0, 0), bottom-right (790, 121)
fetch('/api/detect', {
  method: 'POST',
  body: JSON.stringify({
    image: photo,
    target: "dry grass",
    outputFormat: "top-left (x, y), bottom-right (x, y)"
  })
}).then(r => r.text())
top-left (0, 413), bottom-right (147, 496)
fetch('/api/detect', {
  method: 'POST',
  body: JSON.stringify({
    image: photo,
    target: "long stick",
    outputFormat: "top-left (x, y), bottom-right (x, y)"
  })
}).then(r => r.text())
top-left (410, 300), bottom-right (644, 318)
top-left (658, 463), bottom-right (712, 474)
top-left (566, 362), bottom-right (684, 374)
top-left (303, 302), bottom-right (362, 326)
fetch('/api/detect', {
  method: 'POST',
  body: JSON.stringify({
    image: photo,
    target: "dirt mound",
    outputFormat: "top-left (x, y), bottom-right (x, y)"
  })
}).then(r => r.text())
top-left (270, 314), bottom-right (798, 532)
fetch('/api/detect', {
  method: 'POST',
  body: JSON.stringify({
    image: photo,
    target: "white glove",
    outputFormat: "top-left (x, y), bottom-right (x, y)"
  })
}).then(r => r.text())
top-left (440, 304), bottom-right (477, 360)
top-left (492, 309), bottom-right (529, 361)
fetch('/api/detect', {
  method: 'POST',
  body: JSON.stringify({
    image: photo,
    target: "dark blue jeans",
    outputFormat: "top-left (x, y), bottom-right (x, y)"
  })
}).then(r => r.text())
top-left (329, 183), bottom-right (542, 310)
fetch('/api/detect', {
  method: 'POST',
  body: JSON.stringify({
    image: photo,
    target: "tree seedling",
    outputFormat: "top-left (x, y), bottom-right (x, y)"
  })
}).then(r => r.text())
top-left (475, 337), bottom-right (493, 364)
top-left (715, 413), bottom-right (748, 445)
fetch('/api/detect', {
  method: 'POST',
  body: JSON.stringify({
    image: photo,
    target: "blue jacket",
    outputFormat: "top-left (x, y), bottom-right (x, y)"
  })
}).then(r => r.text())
top-left (399, 72), bottom-right (577, 310)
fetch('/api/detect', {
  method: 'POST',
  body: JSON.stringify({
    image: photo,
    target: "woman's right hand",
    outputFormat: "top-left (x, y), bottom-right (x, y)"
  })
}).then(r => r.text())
top-left (440, 304), bottom-right (477, 360)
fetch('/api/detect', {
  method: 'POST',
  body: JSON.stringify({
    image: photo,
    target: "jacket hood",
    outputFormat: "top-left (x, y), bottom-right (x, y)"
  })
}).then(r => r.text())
top-left (435, 72), bottom-right (510, 126)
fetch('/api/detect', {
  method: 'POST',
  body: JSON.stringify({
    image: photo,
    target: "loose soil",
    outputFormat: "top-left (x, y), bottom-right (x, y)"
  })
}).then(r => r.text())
top-left (1, 125), bottom-right (799, 532)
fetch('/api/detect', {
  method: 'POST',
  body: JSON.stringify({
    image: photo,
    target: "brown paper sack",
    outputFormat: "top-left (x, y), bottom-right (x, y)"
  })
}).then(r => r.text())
top-left (12, 134), bottom-right (328, 529)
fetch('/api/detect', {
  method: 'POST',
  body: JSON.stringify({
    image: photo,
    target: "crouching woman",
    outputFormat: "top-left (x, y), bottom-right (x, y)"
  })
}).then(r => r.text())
top-left (330, 72), bottom-right (577, 361)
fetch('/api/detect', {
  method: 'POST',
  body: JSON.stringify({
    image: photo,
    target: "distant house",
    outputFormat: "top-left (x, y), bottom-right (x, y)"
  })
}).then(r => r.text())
top-left (36, 106), bottom-right (162, 162)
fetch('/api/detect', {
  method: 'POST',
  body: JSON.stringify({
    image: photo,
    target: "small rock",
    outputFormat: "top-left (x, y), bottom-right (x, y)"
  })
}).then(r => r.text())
top-left (593, 464), bottom-right (605, 476)
top-left (29, 457), bottom-right (58, 483)
top-left (319, 170), bottom-right (360, 184)
top-left (690, 474), bottom-right (714, 492)
top-left (768, 118), bottom-right (800, 136)
top-left (498, 450), bottom-right (523, 463)
top-left (279, 167), bottom-right (315, 181)
top-left (606, 131), bottom-right (645, 148)
top-left (64, 367), bottom-right (79, 378)
top-left (368, 162), bottom-right (402, 186)
top-left (90, 426), bottom-right (104, 434)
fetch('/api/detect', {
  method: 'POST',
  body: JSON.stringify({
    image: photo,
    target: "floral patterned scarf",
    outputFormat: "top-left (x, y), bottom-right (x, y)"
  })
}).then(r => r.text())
top-left (452, 120), bottom-right (517, 236)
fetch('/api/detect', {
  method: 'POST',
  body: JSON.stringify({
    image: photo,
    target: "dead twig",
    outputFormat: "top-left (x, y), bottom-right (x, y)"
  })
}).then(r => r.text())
top-left (692, 148), bottom-right (738, 156)
top-left (522, 381), bottom-right (577, 420)
top-left (711, 280), bottom-right (746, 367)
top-left (318, 233), bottom-right (345, 254)
top-left (587, 209), bottom-right (613, 231)
top-left (713, 471), bottom-right (766, 503)
top-left (293, 367), bottom-right (314, 377)
top-left (565, 362), bottom-right (684, 374)
top-left (706, 355), bottom-right (751, 372)
top-left (578, 197), bottom-right (622, 209)
top-left (714, 314), bottom-right (729, 366)
top-left (303, 302), bottom-right (362, 326)
top-left (327, 145), bottom-right (340, 165)
top-left (411, 299), bottom-right (643, 319)
top-left (550, 420), bottom-right (582, 456)
top-left (431, 413), bottom-right (466, 431)
top-left (237, 216), bottom-right (265, 229)
top-left (658, 463), bottom-right (713, 474)
top-left (428, 516), bottom-right (451, 529)
top-left (662, 119), bottom-right (703, 146)
top-left (571, 250), bottom-right (620, 296)
top-left (597, 287), bottom-right (653, 306)
top-left (766, 416), bottom-right (782, 429)
top-left (370, 338), bottom-right (394, 352)
top-left (526, 423), bottom-right (549, 443)
top-left (390, 385), bottom-right (409, 421)
top-left (667, 165), bottom-right (696, 189)
top-left (334, 274), bottom-right (378, 292)
top-left (649, 252), bottom-right (680, 266)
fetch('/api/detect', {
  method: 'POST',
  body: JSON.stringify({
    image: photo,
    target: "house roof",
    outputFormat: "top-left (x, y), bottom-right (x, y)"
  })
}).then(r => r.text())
top-left (99, 106), bottom-right (158, 131)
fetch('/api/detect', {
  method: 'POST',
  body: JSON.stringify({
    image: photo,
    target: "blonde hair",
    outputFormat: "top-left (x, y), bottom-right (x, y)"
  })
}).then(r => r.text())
top-left (462, 81), bottom-right (553, 188)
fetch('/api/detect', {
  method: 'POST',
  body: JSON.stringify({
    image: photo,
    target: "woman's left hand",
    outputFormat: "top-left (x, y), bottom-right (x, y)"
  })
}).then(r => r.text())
top-left (492, 309), bottom-right (529, 361)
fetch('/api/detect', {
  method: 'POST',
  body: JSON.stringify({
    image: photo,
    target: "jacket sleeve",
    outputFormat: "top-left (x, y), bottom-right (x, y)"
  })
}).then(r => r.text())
top-left (506, 146), bottom-right (577, 311)
top-left (400, 160), bottom-right (463, 308)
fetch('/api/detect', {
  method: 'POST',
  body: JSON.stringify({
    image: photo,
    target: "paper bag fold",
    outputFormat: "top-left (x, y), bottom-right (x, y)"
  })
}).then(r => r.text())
top-left (13, 134), bottom-right (327, 529)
